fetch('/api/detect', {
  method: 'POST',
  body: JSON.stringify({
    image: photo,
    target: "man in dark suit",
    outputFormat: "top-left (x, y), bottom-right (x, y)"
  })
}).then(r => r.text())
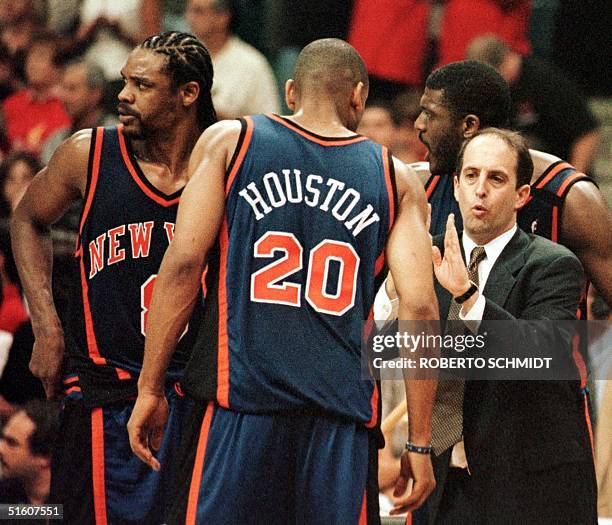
top-left (425, 128), bottom-right (597, 524)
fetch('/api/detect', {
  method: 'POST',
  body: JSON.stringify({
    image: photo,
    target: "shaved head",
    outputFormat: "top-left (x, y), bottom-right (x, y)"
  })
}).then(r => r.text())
top-left (293, 39), bottom-right (369, 101)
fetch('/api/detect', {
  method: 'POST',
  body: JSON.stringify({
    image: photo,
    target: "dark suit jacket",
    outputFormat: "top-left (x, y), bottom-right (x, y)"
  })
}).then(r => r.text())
top-left (426, 228), bottom-right (597, 524)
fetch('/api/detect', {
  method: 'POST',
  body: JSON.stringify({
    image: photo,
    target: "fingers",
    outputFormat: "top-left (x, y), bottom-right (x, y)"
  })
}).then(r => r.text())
top-left (431, 245), bottom-right (442, 267)
top-left (128, 422), bottom-right (161, 471)
top-left (151, 426), bottom-right (165, 452)
top-left (393, 471), bottom-right (410, 497)
top-left (390, 478), bottom-right (432, 515)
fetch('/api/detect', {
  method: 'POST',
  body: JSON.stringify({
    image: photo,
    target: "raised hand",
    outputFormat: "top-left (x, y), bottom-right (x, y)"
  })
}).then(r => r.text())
top-left (431, 214), bottom-right (471, 297)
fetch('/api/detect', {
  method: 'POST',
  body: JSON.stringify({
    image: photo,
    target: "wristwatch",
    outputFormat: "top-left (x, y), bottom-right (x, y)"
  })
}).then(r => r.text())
top-left (454, 281), bottom-right (478, 304)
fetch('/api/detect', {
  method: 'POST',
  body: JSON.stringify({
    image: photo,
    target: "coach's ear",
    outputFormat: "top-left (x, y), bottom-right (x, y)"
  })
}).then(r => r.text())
top-left (285, 79), bottom-right (297, 111)
top-left (462, 114), bottom-right (480, 138)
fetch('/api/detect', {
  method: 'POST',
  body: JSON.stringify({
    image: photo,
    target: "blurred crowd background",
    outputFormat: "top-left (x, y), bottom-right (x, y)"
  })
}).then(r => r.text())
top-left (0, 0), bottom-right (610, 518)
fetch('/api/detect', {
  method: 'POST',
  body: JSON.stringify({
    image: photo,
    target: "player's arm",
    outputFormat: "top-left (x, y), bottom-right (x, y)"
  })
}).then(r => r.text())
top-left (570, 130), bottom-right (600, 174)
top-left (10, 131), bottom-right (89, 398)
top-left (386, 159), bottom-right (439, 513)
top-left (128, 120), bottom-right (241, 470)
top-left (561, 181), bottom-right (612, 306)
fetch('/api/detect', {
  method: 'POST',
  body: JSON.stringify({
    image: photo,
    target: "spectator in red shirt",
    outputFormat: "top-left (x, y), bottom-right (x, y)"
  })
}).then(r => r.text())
top-left (1, 33), bottom-right (71, 156)
top-left (437, 0), bottom-right (531, 67)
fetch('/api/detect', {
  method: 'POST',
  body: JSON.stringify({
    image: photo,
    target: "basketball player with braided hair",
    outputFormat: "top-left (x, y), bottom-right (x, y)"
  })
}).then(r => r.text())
top-left (11, 32), bottom-right (216, 524)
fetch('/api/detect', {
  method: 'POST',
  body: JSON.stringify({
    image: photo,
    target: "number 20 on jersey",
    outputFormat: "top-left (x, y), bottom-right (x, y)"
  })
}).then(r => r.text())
top-left (250, 231), bottom-right (360, 316)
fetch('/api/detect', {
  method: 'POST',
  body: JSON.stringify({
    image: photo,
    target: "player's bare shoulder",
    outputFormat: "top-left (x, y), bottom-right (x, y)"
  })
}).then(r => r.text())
top-left (394, 157), bottom-right (429, 211)
top-left (407, 161), bottom-right (431, 186)
top-left (189, 119), bottom-right (244, 174)
top-left (46, 129), bottom-right (94, 196)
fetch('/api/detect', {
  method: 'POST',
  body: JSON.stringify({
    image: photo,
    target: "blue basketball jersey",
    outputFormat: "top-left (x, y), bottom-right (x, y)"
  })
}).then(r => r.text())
top-left (66, 126), bottom-right (198, 405)
top-left (182, 115), bottom-right (396, 425)
top-left (519, 161), bottom-right (594, 244)
top-left (425, 174), bottom-right (462, 236)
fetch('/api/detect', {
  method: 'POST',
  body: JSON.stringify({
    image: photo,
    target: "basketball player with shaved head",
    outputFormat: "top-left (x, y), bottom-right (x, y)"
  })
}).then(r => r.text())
top-left (11, 32), bottom-right (216, 524)
top-left (128, 38), bottom-right (439, 524)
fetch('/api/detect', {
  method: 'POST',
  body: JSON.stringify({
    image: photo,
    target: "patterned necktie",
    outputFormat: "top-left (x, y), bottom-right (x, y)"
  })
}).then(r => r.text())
top-left (431, 246), bottom-right (486, 455)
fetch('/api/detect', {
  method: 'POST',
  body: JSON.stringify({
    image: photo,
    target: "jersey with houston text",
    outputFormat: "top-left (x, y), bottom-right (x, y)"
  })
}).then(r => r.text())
top-left (181, 114), bottom-right (396, 425)
top-left (65, 126), bottom-right (198, 406)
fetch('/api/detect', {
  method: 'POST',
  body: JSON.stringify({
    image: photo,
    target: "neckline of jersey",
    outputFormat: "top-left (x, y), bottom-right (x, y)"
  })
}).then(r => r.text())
top-left (119, 126), bottom-right (184, 202)
top-left (270, 114), bottom-right (364, 143)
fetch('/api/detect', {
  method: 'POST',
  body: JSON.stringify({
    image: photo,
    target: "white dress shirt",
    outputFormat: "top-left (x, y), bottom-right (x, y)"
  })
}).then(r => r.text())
top-left (459, 224), bottom-right (518, 325)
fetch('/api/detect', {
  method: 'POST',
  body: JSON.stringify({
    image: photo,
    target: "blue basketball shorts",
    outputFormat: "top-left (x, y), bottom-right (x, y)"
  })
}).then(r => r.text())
top-left (174, 403), bottom-right (372, 525)
top-left (50, 386), bottom-right (189, 525)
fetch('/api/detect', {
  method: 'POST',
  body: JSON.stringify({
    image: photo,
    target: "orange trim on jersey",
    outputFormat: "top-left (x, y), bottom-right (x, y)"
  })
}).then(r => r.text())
top-left (115, 368), bottom-right (131, 380)
top-left (358, 490), bottom-right (367, 525)
top-left (551, 206), bottom-right (559, 242)
top-left (216, 221), bottom-right (230, 408)
top-left (425, 175), bottom-right (440, 199)
top-left (91, 408), bottom-right (108, 525)
top-left (405, 511), bottom-right (413, 525)
top-left (79, 251), bottom-right (106, 365)
top-left (382, 147), bottom-right (395, 231)
top-left (64, 386), bottom-right (81, 395)
top-left (225, 116), bottom-right (254, 195)
top-left (365, 380), bottom-right (379, 428)
top-left (201, 265), bottom-right (209, 299)
top-left (78, 127), bottom-right (104, 237)
top-left (374, 252), bottom-right (386, 276)
top-left (535, 162), bottom-right (573, 189)
top-left (267, 114), bottom-right (369, 147)
top-left (117, 127), bottom-right (180, 208)
top-left (556, 172), bottom-right (584, 197)
top-left (63, 375), bottom-right (79, 385)
top-left (185, 402), bottom-right (215, 525)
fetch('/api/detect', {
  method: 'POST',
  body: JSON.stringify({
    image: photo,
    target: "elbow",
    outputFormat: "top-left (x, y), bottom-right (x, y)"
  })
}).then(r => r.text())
top-left (400, 300), bottom-right (439, 321)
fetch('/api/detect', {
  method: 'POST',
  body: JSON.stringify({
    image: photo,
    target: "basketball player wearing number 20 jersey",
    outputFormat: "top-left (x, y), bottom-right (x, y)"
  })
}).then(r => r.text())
top-left (169, 114), bottom-right (396, 525)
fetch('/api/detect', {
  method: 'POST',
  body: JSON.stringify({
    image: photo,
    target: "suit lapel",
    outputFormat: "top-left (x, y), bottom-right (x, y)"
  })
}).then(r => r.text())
top-left (482, 229), bottom-right (529, 306)
top-left (433, 235), bottom-right (453, 319)
top-left (434, 228), bottom-right (529, 315)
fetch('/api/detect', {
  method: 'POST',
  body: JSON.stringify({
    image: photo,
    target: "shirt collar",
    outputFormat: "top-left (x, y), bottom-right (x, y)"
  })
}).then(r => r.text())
top-left (462, 224), bottom-right (517, 266)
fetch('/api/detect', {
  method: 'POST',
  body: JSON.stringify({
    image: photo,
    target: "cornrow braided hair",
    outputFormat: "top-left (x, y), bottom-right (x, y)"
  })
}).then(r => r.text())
top-left (140, 31), bottom-right (217, 131)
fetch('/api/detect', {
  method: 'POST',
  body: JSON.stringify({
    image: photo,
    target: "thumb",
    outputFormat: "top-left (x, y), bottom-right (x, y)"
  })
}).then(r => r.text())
top-left (431, 245), bottom-right (442, 267)
top-left (393, 473), bottom-right (409, 497)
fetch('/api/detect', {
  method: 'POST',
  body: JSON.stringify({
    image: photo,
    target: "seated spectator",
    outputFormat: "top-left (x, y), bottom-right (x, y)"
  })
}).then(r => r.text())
top-left (41, 59), bottom-right (116, 164)
top-left (357, 101), bottom-right (396, 150)
top-left (0, 400), bottom-right (59, 505)
top-left (391, 90), bottom-right (428, 164)
top-left (0, 44), bottom-right (18, 104)
top-left (467, 34), bottom-right (601, 173)
top-left (358, 95), bottom-right (427, 165)
top-left (437, 0), bottom-right (531, 67)
top-left (348, 0), bottom-right (431, 99)
top-left (1, 32), bottom-right (70, 157)
top-left (0, 0), bottom-right (43, 82)
top-left (0, 159), bottom-right (44, 403)
top-left (0, 152), bottom-right (40, 217)
top-left (186, 0), bottom-right (280, 118)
